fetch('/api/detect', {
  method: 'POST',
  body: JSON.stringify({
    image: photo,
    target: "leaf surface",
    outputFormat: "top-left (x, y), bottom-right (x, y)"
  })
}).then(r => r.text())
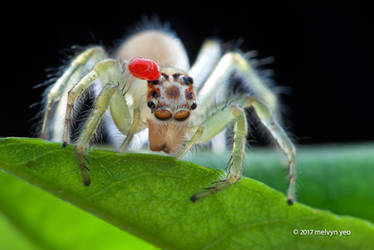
top-left (0, 137), bottom-right (373, 250)
top-left (190, 144), bottom-right (374, 223)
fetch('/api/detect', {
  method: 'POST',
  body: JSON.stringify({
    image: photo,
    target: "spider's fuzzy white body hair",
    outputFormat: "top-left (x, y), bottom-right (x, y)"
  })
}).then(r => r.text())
top-left (116, 30), bottom-right (190, 71)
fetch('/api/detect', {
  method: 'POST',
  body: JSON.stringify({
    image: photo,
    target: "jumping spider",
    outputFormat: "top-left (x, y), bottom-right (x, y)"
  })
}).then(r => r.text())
top-left (40, 25), bottom-right (296, 205)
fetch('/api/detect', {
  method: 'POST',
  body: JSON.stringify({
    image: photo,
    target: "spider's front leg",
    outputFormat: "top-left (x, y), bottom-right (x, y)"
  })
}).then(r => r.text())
top-left (75, 83), bottom-right (119, 185)
top-left (61, 59), bottom-right (131, 185)
top-left (62, 59), bottom-right (123, 146)
top-left (244, 96), bottom-right (297, 205)
top-left (179, 95), bottom-right (296, 205)
top-left (186, 51), bottom-right (296, 204)
top-left (177, 104), bottom-right (248, 202)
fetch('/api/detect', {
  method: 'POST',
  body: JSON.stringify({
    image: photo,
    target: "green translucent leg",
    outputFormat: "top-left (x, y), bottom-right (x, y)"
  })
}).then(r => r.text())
top-left (189, 39), bottom-right (221, 89)
top-left (197, 52), bottom-right (280, 119)
top-left (175, 125), bottom-right (205, 159)
top-left (233, 53), bottom-right (280, 118)
top-left (74, 83), bottom-right (119, 186)
top-left (119, 108), bottom-right (141, 152)
top-left (228, 95), bottom-right (297, 204)
top-left (40, 47), bottom-right (106, 140)
top-left (190, 105), bottom-right (247, 202)
top-left (245, 96), bottom-right (297, 205)
top-left (188, 95), bottom-right (296, 205)
top-left (63, 59), bottom-right (123, 146)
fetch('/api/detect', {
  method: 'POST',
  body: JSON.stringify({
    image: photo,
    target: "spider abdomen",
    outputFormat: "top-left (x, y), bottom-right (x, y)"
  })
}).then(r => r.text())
top-left (116, 30), bottom-right (190, 71)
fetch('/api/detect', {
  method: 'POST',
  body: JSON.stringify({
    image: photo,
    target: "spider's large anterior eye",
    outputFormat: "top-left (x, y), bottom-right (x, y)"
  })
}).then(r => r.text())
top-left (154, 110), bottom-right (172, 120)
top-left (174, 110), bottom-right (190, 121)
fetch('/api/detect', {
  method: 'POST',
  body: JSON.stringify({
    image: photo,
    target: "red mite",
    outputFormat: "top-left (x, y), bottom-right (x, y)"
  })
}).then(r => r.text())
top-left (128, 57), bottom-right (161, 81)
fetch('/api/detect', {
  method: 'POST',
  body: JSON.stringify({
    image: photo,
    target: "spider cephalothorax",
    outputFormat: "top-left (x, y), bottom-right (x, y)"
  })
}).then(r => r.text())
top-left (128, 57), bottom-right (197, 153)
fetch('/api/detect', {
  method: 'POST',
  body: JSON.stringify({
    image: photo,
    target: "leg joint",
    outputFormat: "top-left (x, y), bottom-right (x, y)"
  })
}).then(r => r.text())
top-left (93, 59), bottom-right (118, 73)
top-left (67, 90), bottom-right (77, 105)
top-left (230, 105), bottom-right (245, 117)
top-left (73, 47), bottom-right (106, 66)
top-left (222, 52), bottom-right (249, 70)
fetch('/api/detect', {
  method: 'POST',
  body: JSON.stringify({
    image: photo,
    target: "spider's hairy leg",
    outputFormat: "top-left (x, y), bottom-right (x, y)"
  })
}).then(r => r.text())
top-left (228, 95), bottom-right (296, 204)
top-left (189, 40), bottom-right (221, 90)
top-left (40, 47), bottom-right (106, 140)
top-left (197, 52), bottom-right (280, 118)
top-left (63, 59), bottom-right (123, 146)
top-left (175, 125), bottom-right (205, 159)
top-left (189, 105), bottom-right (247, 202)
top-left (188, 95), bottom-right (296, 205)
top-left (75, 83), bottom-right (119, 186)
top-left (244, 96), bottom-right (296, 205)
top-left (195, 51), bottom-right (281, 152)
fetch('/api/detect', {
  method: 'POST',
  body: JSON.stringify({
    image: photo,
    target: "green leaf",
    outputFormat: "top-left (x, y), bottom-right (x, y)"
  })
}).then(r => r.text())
top-left (0, 211), bottom-right (38, 250)
top-left (0, 171), bottom-right (157, 250)
top-left (190, 145), bottom-right (374, 223)
top-left (0, 137), bottom-right (373, 250)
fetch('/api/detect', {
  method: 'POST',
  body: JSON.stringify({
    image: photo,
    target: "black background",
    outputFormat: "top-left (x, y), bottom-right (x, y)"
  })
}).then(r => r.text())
top-left (2, 1), bottom-right (373, 145)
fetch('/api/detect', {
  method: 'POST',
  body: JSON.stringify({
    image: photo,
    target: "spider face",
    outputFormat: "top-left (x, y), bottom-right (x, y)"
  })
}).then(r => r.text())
top-left (127, 58), bottom-right (198, 153)
top-left (145, 69), bottom-right (197, 154)
top-left (146, 71), bottom-right (197, 122)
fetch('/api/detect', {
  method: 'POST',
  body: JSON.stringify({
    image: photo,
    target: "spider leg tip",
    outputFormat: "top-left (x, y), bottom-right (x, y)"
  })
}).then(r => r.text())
top-left (287, 198), bottom-right (294, 206)
top-left (190, 194), bottom-right (198, 202)
top-left (83, 178), bottom-right (91, 186)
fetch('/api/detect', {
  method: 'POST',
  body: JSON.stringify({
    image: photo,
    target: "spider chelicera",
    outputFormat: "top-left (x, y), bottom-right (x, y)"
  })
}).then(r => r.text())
top-left (40, 25), bottom-right (296, 205)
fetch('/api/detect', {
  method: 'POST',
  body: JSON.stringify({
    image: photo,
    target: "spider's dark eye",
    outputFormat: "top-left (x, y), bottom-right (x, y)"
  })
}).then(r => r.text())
top-left (147, 101), bottom-right (156, 112)
top-left (182, 76), bottom-right (193, 85)
top-left (148, 80), bottom-right (159, 85)
top-left (191, 103), bottom-right (197, 110)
